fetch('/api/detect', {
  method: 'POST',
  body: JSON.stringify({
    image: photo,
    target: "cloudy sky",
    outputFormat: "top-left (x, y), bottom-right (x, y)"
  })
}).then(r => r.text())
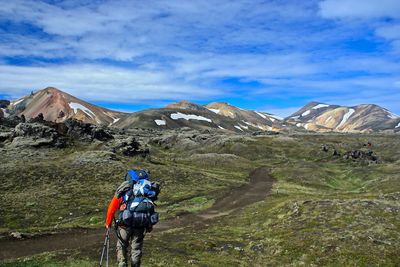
top-left (0, 0), bottom-right (399, 116)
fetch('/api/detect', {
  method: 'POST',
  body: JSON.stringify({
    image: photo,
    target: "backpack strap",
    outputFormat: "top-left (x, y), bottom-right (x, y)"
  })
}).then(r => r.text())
top-left (115, 181), bottom-right (131, 198)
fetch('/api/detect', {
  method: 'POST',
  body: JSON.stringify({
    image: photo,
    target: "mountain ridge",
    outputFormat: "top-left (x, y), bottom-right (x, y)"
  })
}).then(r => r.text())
top-left (286, 101), bottom-right (400, 133)
top-left (1, 87), bottom-right (399, 133)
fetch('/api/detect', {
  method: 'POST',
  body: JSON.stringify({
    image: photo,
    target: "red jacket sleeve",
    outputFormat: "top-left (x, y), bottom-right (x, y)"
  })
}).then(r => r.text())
top-left (105, 195), bottom-right (122, 227)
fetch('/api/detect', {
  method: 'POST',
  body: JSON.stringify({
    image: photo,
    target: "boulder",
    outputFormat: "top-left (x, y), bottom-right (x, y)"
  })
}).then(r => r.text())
top-left (0, 132), bottom-right (12, 142)
top-left (13, 122), bottom-right (57, 138)
top-left (64, 119), bottom-right (113, 141)
top-left (28, 113), bottom-right (45, 123)
top-left (10, 231), bottom-right (24, 240)
top-left (343, 149), bottom-right (379, 163)
top-left (110, 136), bottom-right (149, 157)
top-left (10, 123), bottom-right (65, 148)
top-left (0, 115), bottom-right (23, 128)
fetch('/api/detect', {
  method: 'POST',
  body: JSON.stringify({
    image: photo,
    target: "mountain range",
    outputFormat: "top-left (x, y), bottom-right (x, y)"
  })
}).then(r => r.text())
top-left (1, 87), bottom-right (399, 133)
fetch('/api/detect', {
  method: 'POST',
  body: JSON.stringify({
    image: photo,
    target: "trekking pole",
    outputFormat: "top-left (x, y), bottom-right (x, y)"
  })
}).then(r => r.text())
top-left (106, 227), bottom-right (110, 267)
top-left (99, 228), bottom-right (110, 267)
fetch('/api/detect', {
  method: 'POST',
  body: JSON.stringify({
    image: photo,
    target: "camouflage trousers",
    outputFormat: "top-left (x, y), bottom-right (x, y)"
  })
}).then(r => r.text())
top-left (116, 227), bottom-right (145, 267)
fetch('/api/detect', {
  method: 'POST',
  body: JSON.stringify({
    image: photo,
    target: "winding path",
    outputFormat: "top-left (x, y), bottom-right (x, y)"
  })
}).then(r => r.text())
top-left (0, 167), bottom-right (275, 261)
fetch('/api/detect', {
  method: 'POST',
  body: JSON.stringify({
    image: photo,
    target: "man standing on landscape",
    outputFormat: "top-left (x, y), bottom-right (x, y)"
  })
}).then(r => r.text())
top-left (105, 168), bottom-right (159, 267)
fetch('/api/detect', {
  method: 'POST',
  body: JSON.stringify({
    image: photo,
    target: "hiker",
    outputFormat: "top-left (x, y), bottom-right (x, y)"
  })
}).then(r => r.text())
top-left (105, 168), bottom-right (160, 267)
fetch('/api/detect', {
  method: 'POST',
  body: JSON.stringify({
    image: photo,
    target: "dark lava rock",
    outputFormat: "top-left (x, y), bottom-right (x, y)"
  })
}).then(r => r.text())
top-left (0, 132), bottom-right (12, 142)
top-left (28, 113), bottom-right (45, 123)
top-left (64, 119), bottom-right (113, 141)
top-left (250, 244), bottom-right (264, 253)
top-left (11, 122), bottom-right (66, 148)
top-left (110, 136), bottom-right (149, 157)
top-left (0, 115), bottom-right (24, 128)
top-left (343, 149), bottom-right (379, 163)
top-left (252, 131), bottom-right (279, 136)
top-left (332, 149), bottom-right (340, 156)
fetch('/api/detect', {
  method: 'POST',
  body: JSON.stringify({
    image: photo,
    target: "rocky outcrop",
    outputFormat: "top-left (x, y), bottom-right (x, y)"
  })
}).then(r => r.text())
top-left (64, 119), bottom-right (113, 141)
top-left (343, 150), bottom-right (379, 163)
top-left (0, 131), bottom-right (12, 142)
top-left (0, 115), bottom-right (24, 128)
top-left (109, 136), bottom-right (149, 157)
top-left (10, 123), bottom-right (66, 148)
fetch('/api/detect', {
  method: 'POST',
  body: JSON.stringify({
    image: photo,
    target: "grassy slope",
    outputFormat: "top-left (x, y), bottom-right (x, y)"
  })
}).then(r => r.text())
top-left (1, 133), bottom-right (400, 266)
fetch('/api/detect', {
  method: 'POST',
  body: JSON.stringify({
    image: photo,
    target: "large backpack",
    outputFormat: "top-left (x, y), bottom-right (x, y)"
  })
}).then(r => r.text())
top-left (118, 169), bottom-right (160, 227)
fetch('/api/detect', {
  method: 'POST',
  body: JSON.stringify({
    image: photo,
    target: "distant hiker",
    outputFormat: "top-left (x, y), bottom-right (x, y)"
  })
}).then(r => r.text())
top-left (105, 168), bottom-right (160, 267)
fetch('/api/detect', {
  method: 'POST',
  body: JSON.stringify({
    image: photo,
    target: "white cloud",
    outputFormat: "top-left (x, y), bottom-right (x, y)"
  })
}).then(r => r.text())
top-left (0, 0), bottom-right (399, 116)
top-left (0, 64), bottom-right (223, 103)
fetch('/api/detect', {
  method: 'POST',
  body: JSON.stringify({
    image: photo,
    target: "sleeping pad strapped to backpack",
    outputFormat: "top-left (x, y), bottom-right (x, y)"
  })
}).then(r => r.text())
top-left (118, 169), bottom-right (160, 228)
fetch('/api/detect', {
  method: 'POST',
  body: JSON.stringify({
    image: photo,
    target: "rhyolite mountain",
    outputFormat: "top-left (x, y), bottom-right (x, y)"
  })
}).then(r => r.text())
top-left (3, 87), bottom-right (125, 126)
top-left (114, 100), bottom-right (284, 132)
top-left (205, 102), bottom-right (284, 131)
top-left (2, 88), bottom-right (400, 133)
top-left (286, 101), bottom-right (400, 133)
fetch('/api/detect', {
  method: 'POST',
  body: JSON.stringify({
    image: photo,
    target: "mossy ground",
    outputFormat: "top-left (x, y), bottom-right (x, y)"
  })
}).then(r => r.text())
top-left (1, 133), bottom-right (399, 266)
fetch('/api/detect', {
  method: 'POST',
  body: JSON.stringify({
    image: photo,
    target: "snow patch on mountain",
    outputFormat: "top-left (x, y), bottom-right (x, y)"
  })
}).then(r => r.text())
top-left (1, 108), bottom-right (10, 118)
top-left (155, 119), bottom-right (166, 126)
top-left (11, 98), bottom-right (24, 106)
top-left (386, 111), bottom-right (399, 119)
top-left (239, 124), bottom-right (249, 130)
top-left (312, 104), bottom-right (329, 110)
top-left (337, 108), bottom-right (355, 129)
top-left (255, 111), bottom-right (267, 119)
top-left (234, 125), bottom-right (243, 131)
top-left (302, 110), bottom-right (311, 116)
top-left (218, 125), bottom-right (225, 130)
top-left (296, 123), bottom-right (301, 127)
top-left (395, 122), bottom-right (400, 129)
top-left (109, 117), bottom-right (120, 126)
top-left (69, 102), bottom-right (95, 118)
top-left (304, 123), bottom-right (310, 130)
top-left (269, 114), bottom-right (283, 121)
top-left (207, 108), bottom-right (220, 114)
top-left (170, 112), bottom-right (212, 123)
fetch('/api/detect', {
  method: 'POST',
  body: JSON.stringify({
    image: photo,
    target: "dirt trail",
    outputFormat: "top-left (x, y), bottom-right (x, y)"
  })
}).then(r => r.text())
top-left (0, 167), bottom-right (275, 261)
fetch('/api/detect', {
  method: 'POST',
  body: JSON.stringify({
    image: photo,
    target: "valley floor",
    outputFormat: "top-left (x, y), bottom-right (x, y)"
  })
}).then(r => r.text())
top-left (0, 132), bottom-right (399, 266)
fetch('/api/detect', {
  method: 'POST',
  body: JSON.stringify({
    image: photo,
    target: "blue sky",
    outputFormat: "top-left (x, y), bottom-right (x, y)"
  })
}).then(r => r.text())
top-left (0, 0), bottom-right (399, 117)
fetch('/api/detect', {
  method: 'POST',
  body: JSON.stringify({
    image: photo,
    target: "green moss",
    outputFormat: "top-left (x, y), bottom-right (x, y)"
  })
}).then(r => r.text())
top-left (1, 133), bottom-right (399, 266)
